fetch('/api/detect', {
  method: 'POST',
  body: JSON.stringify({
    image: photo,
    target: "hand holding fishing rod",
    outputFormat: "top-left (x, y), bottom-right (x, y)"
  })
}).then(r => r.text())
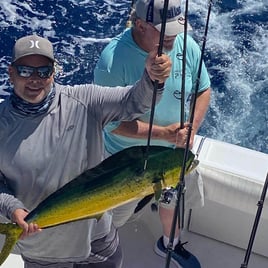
top-left (144, 0), bottom-right (170, 170)
top-left (145, 45), bottom-right (172, 84)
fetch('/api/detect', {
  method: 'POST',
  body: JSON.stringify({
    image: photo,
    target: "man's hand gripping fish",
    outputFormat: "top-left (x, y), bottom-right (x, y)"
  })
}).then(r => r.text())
top-left (0, 145), bottom-right (197, 265)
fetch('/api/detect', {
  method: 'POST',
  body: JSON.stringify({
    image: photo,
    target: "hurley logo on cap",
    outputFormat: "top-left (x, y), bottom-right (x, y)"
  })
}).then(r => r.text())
top-left (29, 40), bottom-right (41, 49)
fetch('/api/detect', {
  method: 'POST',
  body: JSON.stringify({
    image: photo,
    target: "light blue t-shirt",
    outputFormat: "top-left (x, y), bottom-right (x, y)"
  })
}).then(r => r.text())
top-left (94, 28), bottom-right (210, 154)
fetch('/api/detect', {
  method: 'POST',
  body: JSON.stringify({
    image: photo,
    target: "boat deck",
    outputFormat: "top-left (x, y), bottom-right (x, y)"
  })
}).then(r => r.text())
top-left (119, 205), bottom-right (268, 268)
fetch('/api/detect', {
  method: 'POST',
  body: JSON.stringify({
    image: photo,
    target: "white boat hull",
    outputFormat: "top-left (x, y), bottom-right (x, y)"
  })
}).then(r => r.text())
top-left (189, 135), bottom-right (268, 257)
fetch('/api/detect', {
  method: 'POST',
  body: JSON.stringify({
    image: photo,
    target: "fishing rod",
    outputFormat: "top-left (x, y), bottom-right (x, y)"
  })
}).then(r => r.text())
top-left (124, 0), bottom-right (169, 169)
top-left (144, 0), bottom-right (170, 170)
top-left (180, 0), bottom-right (189, 129)
top-left (178, 0), bottom-right (189, 230)
top-left (165, 1), bottom-right (213, 268)
top-left (120, 0), bottom-right (170, 212)
top-left (126, 0), bottom-right (135, 28)
top-left (240, 172), bottom-right (268, 268)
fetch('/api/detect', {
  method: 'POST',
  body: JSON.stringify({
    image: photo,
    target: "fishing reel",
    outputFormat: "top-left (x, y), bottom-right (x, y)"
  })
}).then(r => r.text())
top-left (151, 187), bottom-right (178, 212)
top-left (159, 187), bottom-right (177, 205)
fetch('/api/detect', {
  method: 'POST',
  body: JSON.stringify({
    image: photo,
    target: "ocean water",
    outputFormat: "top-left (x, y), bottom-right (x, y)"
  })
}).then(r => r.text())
top-left (0, 0), bottom-right (267, 154)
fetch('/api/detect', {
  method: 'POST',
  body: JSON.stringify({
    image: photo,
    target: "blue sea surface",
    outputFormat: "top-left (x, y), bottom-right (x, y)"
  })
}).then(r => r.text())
top-left (0, 0), bottom-right (267, 154)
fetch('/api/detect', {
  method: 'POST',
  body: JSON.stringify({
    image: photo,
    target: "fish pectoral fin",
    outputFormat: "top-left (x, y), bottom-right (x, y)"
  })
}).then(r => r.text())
top-left (94, 214), bottom-right (103, 221)
top-left (0, 222), bottom-right (22, 265)
top-left (134, 194), bottom-right (154, 214)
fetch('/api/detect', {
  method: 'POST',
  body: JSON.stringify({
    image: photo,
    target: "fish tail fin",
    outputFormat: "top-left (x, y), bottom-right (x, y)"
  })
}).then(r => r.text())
top-left (0, 222), bottom-right (22, 265)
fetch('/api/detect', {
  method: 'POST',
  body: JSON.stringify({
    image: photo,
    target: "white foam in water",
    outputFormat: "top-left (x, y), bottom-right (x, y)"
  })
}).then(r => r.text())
top-left (186, 0), bottom-right (268, 153)
top-left (0, 0), bottom-right (267, 153)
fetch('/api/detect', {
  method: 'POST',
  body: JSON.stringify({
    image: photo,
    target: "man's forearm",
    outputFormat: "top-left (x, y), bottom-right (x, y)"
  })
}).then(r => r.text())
top-left (111, 88), bottom-right (211, 143)
top-left (112, 120), bottom-right (166, 139)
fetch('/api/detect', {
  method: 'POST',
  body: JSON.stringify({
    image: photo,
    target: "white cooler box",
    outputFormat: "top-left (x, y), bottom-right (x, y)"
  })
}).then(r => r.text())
top-left (188, 136), bottom-right (268, 257)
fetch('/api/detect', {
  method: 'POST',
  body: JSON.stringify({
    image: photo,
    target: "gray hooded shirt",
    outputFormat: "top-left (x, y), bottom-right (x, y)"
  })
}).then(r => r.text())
top-left (0, 71), bottom-right (163, 263)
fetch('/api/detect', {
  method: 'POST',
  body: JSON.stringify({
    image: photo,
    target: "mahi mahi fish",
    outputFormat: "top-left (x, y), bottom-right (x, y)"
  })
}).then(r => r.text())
top-left (0, 145), bottom-right (197, 265)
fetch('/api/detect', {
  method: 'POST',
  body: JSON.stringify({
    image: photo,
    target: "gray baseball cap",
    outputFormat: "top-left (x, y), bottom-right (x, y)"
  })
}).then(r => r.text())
top-left (12, 35), bottom-right (55, 63)
top-left (135, 0), bottom-right (190, 36)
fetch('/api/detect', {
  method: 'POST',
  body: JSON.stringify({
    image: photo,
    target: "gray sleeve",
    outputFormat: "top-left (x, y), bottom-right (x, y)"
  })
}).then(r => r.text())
top-left (62, 70), bottom-right (164, 128)
top-left (97, 70), bottom-right (164, 126)
top-left (0, 171), bottom-right (27, 220)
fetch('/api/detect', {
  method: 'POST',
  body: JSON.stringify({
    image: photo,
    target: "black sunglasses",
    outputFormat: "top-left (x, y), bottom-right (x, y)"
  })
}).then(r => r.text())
top-left (13, 65), bottom-right (54, 79)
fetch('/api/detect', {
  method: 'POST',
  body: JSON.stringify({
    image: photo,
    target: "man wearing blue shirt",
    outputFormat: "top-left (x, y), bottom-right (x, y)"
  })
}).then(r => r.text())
top-left (94, 0), bottom-right (211, 267)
